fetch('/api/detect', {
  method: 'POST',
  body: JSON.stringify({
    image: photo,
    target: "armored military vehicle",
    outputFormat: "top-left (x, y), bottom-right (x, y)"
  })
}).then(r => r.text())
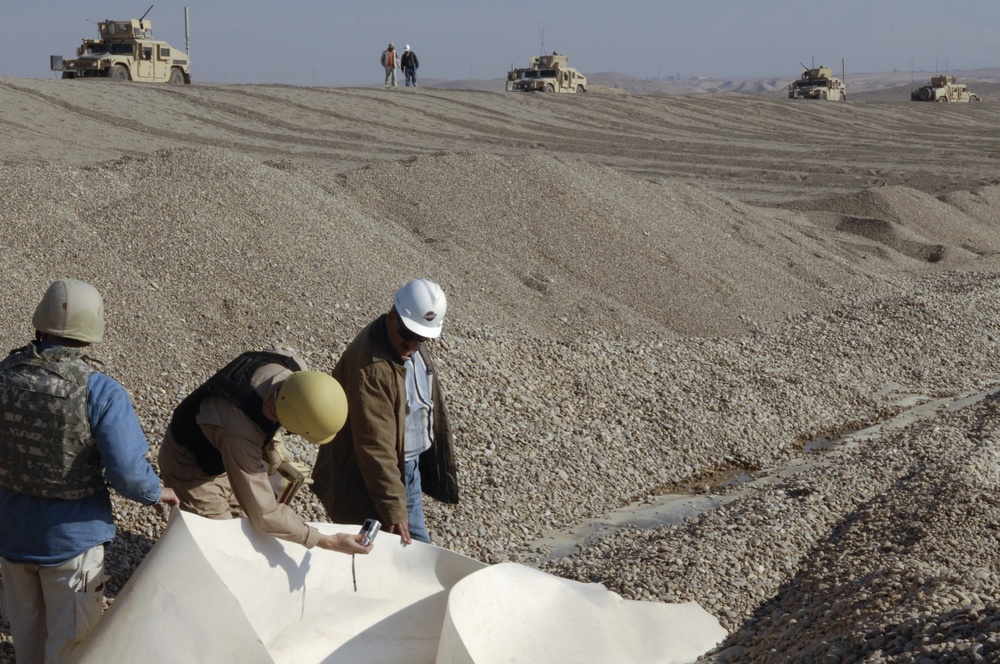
top-left (50, 7), bottom-right (190, 84)
top-left (788, 65), bottom-right (846, 101)
top-left (507, 52), bottom-right (587, 93)
top-left (911, 76), bottom-right (980, 102)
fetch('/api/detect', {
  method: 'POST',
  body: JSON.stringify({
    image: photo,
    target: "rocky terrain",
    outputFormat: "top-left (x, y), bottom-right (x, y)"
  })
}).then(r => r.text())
top-left (2, 75), bottom-right (1000, 662)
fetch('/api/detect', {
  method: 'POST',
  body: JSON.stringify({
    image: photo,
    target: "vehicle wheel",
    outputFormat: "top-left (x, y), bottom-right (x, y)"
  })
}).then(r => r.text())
top-left (819, 90), bottom-right (827, 100)
top-left (919, 87), bottom-right (932, 101)
top-left (168, 68), bottom-right (185, 85)
top-left (544, 84), bottom-right (554, 93)
top-left (107, 65), bottom-right (129, 81)
top-left (576, 85), bottom-right (585, 93)
top-left (938, 96), bottom-right (949, 103)
top-left (61, 72), bottom-right (75, 79)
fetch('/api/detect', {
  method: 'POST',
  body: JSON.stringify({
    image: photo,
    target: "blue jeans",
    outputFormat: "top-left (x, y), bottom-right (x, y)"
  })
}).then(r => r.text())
top-left (404, 457), bottom-right (430, 543)
top-left (404, 68), bottom-right (417, 86)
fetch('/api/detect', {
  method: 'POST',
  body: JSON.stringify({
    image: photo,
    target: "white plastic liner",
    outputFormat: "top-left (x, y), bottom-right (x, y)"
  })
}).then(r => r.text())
top-left (74, 511), bottom-right (725, 663)
top-left (437, 562), bottom-right (727, 664)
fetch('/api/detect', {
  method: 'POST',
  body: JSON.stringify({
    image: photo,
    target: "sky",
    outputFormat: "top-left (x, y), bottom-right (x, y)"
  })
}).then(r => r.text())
top-left (2, 1), bottom-right (999, 86)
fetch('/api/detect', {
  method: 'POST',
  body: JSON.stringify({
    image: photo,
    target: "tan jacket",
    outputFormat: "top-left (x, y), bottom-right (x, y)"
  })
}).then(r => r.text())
top-left (312, 315), bottom-right (458, 527)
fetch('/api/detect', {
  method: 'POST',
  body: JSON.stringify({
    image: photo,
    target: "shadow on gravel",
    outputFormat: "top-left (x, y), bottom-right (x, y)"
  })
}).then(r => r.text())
top-left (104, 530), bottom-right (157, 599)
top-left (706, 471), bottom-right (925, 661)
top-left (710, 440), bottom-right (1000, 662)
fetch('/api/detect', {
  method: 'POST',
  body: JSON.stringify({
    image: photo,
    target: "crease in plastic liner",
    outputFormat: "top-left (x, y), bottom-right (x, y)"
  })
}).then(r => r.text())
top-left (74, 511), bottom-right (725, 663)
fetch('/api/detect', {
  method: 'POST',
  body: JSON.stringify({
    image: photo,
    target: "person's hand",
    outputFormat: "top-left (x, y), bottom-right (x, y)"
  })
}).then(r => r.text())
top-left (153, 486), bottom-right (180, 514)
top-left (159, 487), bottom-right (180, 507)
top-left (317, 532), bottom-right (373, 555)
top-left (387, 521), bottom-right (412, 545)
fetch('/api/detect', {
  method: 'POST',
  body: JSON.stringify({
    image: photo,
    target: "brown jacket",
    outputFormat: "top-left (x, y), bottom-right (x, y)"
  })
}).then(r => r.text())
top-left (312, 315), bottom-right (458, 527)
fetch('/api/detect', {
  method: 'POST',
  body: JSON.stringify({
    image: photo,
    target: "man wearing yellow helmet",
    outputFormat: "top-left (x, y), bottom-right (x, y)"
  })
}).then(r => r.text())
top-left (158, 350), bottom-right (370, 554)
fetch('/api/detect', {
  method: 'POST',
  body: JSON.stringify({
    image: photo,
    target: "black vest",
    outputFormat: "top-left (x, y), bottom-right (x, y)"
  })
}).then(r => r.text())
top-left (168, 351), bottom-right (303, 476)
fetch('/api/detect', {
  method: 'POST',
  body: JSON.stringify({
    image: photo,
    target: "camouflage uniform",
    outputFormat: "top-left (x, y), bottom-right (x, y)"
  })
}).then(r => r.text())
top-left (0, 344), bottom-right (103, 499)
top-left (0, 341), bottom-right (164, 664)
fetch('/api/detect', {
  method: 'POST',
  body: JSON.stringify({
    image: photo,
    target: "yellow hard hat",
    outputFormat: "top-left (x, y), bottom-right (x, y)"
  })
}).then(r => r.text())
top-left (275, 371), bottom-right (348, 445)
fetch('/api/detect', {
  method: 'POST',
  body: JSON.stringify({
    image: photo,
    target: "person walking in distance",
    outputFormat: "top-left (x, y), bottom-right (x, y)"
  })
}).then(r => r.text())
top-left (401, 45), bottom-right (419, 87)
top-left (157, 349), bottom-right (373, 556)
top-left (380, 42), bottom-right (398, 88)
top-left (0, 279), bottom-right (180, 664)
top-left (312, 279), bottom-right (459, 544)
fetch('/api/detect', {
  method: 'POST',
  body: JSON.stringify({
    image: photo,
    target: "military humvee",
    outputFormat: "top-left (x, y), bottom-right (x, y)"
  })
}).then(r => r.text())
top-left (50, 8), bottom-right (190, 84)
top-left (788, 66), bottom-right (846, 101)
top-left (911, 76), bottom-right (980, 103)
top-left (507, 52), bottom-right (587, 93)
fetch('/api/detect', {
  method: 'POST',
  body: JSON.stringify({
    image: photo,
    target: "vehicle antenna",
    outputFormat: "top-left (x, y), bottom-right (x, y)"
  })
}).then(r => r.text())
top-left (139, 5), bottom-right (154, 23)
top-left (538, 24), bottom-right (545, 56)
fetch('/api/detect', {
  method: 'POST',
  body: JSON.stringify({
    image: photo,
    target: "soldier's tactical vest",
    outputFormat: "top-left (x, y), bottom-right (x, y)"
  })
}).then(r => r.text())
top-left (169, 351), bottom-right (303, 476)
top-left (0, 344), bottom-right (105, 499)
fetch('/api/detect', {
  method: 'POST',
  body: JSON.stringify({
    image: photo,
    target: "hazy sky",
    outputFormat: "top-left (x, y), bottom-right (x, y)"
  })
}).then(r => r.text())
top-left (3, 1), bottom-right (998, 85)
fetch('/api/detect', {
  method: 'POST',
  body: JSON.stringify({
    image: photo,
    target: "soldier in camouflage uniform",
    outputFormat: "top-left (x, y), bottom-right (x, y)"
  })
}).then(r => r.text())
top-left (0, 279), bottom-right (179, 664)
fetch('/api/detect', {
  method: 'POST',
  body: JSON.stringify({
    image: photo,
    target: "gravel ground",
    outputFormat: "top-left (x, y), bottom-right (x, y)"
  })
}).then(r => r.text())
top-left (2, 80), bottom-right (1000, 662)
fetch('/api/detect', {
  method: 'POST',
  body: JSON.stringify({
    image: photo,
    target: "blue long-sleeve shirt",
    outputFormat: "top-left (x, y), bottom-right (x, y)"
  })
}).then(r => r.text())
top-left (0, 366), bottom-right (163, 565)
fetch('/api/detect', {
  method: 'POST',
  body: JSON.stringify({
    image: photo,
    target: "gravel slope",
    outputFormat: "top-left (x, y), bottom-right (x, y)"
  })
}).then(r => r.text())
top-left (2, 78), bottom-right (1000, 662)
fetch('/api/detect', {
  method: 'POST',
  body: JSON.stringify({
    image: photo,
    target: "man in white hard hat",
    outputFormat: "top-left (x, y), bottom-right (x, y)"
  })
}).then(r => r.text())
top-left (401, 44), bottom-right (419, 87)
top-left (312, 278), bottom-right (459, 544)
top-left (0, 279), bottom-right (180, 664)
top-left (158, 350), bottom-right (372, 555)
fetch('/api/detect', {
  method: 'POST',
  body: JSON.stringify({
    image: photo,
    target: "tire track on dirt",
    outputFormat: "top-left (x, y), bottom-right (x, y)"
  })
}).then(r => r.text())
top-left (5, 78), bottom-right (1000, 204)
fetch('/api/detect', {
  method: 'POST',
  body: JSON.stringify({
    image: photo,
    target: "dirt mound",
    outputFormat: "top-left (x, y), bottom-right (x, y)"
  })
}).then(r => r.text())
top-left (4, 147), bottom-right (1000, 348)
top-left (0, 149), bottom-right (844, 343)
top-left (779, 184), bottom-right (1000, 266)
top-left (334, 152), bottom-right (876, 336)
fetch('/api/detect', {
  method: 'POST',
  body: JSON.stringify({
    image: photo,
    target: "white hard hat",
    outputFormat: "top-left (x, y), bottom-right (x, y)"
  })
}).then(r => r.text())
top-left (405, 45), bottom-right (411, 51)
top-left (393, 278), bottom-right (447, 339)
top-left (32, 279), bottom-right (105, 344)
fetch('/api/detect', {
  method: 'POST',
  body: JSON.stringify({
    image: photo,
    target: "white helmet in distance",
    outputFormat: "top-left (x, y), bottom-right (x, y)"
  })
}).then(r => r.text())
top-left (32, 279), bottom-right (106, 344)
top-left (393, 278), bottom-right (447, 339)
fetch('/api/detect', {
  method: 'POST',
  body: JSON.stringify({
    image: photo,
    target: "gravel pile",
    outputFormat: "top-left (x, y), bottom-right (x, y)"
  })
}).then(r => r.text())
top-left (2, 146), bottom-right (1000, 662)
top-left (544, 385), bottom-right (1000, 663)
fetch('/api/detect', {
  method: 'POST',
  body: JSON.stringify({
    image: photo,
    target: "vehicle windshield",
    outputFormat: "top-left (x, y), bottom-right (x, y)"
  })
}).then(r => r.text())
top-left (87, 42), bottom-right (135, 56)
top-left (521, 71), bottom-right (540, 79)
